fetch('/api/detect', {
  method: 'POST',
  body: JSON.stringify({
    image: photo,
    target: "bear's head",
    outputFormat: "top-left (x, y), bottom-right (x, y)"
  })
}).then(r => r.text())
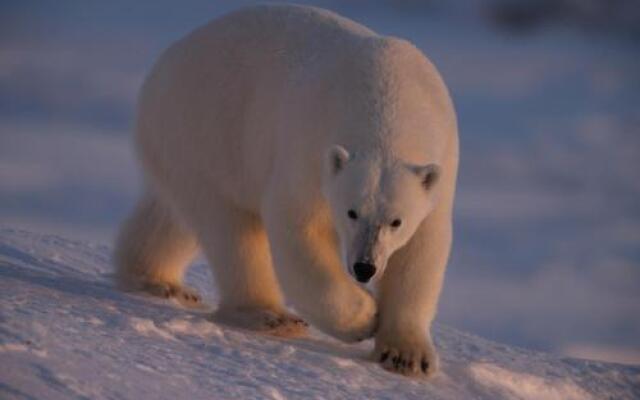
top-left (322, 144), bottom-right (440, 285)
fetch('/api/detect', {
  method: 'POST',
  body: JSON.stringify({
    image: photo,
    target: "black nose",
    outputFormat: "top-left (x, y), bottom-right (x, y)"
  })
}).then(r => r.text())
top-left (353, 262), bottom-right (376, 283)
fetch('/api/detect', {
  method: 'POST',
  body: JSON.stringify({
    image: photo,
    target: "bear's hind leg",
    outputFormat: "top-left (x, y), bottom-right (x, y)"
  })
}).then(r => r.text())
top-left (114, 191), bottom-right (201, 307)
top-left (197, 201), bottom-right (308, 338)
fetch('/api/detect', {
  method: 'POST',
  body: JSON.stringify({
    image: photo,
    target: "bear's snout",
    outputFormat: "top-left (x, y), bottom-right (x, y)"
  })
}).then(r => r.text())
top-left (353, 262), bottom-right (376, 283)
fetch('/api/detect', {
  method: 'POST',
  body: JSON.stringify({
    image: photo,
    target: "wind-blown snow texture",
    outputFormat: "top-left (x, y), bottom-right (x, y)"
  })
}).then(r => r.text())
top-left (1, 228), bottom-right (638, 399)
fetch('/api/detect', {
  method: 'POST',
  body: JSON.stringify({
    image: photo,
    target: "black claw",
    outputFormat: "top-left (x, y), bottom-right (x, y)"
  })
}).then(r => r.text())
top-left (379, 351), bottom-right (389, 363)
top-left (421, 360), bottom-right (429, 373)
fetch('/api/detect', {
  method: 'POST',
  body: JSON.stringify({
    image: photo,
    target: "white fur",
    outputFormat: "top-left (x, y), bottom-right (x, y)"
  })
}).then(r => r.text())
top-left (115, 4), bottom-right (458, 377)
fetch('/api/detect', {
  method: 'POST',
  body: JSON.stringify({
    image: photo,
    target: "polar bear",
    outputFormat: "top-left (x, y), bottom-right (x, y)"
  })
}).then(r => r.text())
top-left (114, 4), bottom-right (458, 377)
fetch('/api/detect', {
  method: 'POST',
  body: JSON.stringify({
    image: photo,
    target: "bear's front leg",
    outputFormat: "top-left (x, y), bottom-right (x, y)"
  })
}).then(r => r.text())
top-left (373, 214), bottom-right (452, 377)
top-left (263, 197), bottom-right (377, 342)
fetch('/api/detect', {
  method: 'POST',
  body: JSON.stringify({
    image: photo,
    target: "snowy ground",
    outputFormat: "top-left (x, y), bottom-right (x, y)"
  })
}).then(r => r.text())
top-left (1, 228), bottom-right (638, 400)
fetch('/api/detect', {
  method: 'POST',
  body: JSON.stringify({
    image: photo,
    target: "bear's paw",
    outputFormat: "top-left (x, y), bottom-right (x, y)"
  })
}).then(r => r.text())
top-left (138, 281), bottom-right (203, 308)
top-left (373, 333), bottom-right (439, 378)
top-left (213, 307), bottom-right (309, 338)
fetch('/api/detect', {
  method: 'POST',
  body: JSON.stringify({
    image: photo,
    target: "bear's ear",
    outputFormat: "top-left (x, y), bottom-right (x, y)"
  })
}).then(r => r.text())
top-left (326, 145), bottom-right (351, 176)
top-left (410, 163), bottom-right (440, 190)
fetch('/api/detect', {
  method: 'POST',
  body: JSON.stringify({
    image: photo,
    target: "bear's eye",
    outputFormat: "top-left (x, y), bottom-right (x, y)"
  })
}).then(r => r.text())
top-left (347, 209), bottom-right (358, 220)
top-left (390, 219), bottom-right (402, 228)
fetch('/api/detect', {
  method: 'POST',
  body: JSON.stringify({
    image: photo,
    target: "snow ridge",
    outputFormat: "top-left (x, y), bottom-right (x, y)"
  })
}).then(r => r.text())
top-left (1, 227), bottom-right (638, 399)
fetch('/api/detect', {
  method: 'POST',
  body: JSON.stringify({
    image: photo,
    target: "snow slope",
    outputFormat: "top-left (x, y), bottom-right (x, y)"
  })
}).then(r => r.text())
top-left (1, 228), bottom-right (638, 400)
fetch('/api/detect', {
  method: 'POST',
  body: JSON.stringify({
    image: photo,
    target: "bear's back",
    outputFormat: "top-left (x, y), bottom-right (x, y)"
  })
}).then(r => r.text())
top-left (136, 5), bottom-right (383, 210)
top-left (160, 4), bottom-right (378, 72)
top-left (205, 4), bottom-right (377, 50)
top-left (135, 5), bottom-right (454, 212)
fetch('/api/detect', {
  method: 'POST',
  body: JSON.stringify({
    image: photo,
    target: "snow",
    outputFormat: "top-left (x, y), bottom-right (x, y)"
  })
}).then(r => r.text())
top-left (1, 227), bottom-right (639, 399)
